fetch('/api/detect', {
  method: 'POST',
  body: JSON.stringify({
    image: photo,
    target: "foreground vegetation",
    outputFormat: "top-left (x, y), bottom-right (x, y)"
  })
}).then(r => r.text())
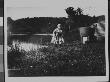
top-left (8, 40), bottom-right (105, 76)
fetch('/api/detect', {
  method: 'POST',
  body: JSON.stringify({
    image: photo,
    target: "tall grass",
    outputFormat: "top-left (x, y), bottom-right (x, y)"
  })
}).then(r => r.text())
top-left (8, 40), bottom-right (106, 76)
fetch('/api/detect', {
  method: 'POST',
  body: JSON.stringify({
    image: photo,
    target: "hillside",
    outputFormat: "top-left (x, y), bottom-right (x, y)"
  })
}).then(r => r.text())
top-left (97, 15), bottom-right (105, 22)
top-left (7, 15), bottom-right (96, 34)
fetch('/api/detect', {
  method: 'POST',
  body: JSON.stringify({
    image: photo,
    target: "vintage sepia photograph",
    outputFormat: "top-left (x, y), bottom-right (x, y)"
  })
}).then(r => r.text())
top-left (5, 0), bottom-right (109, 82)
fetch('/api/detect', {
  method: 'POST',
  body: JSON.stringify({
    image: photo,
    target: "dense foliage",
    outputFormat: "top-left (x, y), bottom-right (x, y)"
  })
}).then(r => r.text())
top-left (7, 7), bottom-right (101, 34)
top-left (8, 40), bottom-right (105, 76)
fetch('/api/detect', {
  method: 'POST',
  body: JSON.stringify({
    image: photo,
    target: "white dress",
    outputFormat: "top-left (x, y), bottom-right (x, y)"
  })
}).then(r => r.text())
top-left (51, 28), bottom-right (64, 44)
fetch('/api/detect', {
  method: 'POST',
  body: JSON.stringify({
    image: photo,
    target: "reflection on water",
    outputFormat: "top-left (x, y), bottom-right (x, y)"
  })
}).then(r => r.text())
top-left (8, 35), bottom-right (52, 45)
top-left (8, 40), bottom-right (48, 52)
top-left (8, 35), bottom-right (52, 52)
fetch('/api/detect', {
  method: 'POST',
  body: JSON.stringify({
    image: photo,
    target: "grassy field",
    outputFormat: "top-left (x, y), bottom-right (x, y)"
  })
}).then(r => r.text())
top-left (8, 35), bottom-right (106, 76)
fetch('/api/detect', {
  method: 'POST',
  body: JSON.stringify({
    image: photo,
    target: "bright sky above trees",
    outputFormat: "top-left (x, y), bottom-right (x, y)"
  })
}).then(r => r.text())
top-left (7, 0), bottom-right (107, 20)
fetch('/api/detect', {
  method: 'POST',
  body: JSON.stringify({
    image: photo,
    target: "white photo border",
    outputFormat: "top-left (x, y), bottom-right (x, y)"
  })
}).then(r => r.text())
top-left (4, 0), bottom-right (109, 82)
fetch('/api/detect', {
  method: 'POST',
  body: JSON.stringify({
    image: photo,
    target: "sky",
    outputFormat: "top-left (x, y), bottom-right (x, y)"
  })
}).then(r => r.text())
top-left (7, 0), bottom-right (108, 20)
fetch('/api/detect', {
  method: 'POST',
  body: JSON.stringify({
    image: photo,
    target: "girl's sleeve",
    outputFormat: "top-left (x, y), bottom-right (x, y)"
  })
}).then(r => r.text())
top-left (53, 29), bottom-right (57, 34)
top-left (52, 29), bottom-right (56, 36)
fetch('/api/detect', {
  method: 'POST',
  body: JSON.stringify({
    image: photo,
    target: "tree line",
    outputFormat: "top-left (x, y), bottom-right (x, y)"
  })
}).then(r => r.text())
top-left (7, 7), bottom-right (100, 34)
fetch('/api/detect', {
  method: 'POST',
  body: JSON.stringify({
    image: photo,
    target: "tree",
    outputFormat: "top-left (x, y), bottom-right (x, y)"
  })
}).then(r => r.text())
top-left (65, 7), bottom-right (95, 27)
top-left (65, 7), bottom-right (83, 17)
top-left (65, 7), bottom-right (78, 31)
top-left (65, 18), bottom-right (74, 31)
top-left (76, 7), bottom-right (83, 15)
top-left (65, 7), bottom-right (77, 18)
